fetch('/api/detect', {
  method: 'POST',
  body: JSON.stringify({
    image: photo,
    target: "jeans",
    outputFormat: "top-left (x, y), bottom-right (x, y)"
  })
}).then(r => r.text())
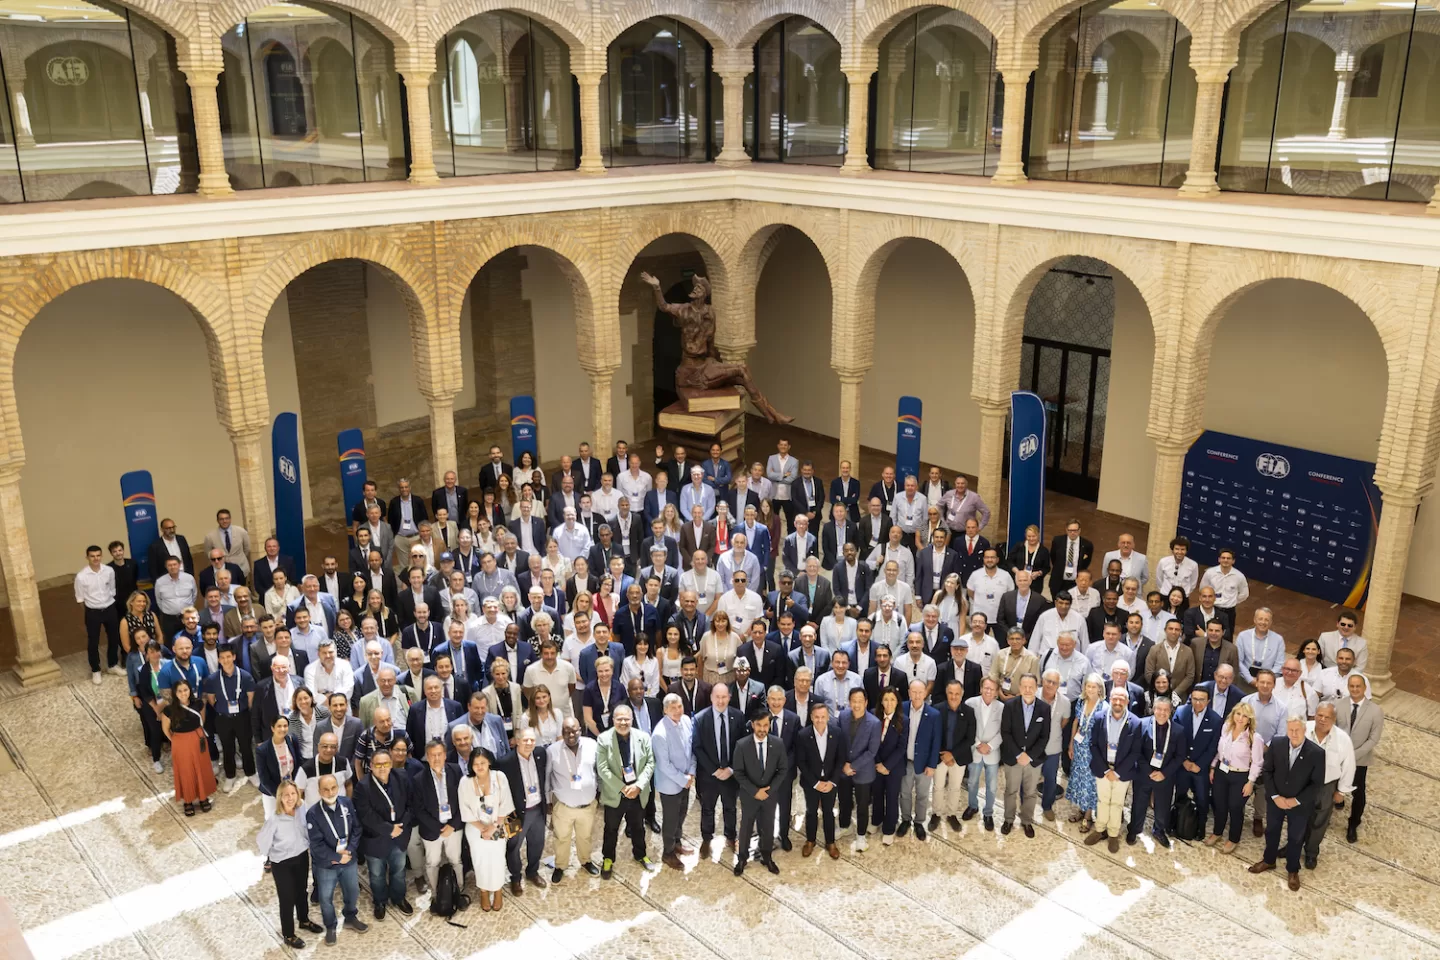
top-left (1040, 753), bottom-right (1061, 811)
top-left (366, 844), bottom-right (407, 908)
top-left (314, 861), bottom-right (359, 930)
top-left (967, 761), bottom-right (998, 816)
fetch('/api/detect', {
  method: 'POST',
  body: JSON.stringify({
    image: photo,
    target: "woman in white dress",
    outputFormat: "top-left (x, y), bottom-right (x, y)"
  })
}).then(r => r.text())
top-left (459, 748), bottom-right (514, 911)
top-left (933, 573), bottom-right (966, 637)
top-left (620, 633), bottom-right (662, 697)
top-left (659, 624), bottom-right (689, 685)
top-left (264, 569), bottom-right (301, 621)
top-left (541, 539), bottom-right (572, 585)
top-left (520, 686), bottom-right (565, 746)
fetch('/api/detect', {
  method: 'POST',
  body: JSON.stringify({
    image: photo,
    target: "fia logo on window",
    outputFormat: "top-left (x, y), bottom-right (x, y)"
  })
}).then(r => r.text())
top-left (1017, 433), bottom-right (1040, 461)
top-left (279, 456), bottom-right (298, 485)
top-left (46, 57), bottom-right (88, 86)
top-left (1255, 453), bottom-right (1290, 479)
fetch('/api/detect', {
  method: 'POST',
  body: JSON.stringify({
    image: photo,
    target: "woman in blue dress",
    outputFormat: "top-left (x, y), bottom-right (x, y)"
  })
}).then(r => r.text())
top-left (1066, 673), bottom-right (1106, 833)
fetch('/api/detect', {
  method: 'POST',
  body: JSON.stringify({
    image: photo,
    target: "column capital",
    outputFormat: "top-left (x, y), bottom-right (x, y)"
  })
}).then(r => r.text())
top-left (841, 49), bottom-right (879, 81)
top-left (833, 368), bottom-right (868, 385)
top-left (975, 397), bottom-right (1009, 416)
top-left (994, 58), bottom-right (1038, 79)
top-left (1373, 480), bottom-right (1430, 508)
top-left (713, 44), bottom-right (752, 80)
top-left (579, 358), bottom-right (620, 379)
top-left (227, 422), bottom-right (267, 443)
top-left (0, 459), bottom-right (22, 485)
top-left (419, 387), bottom-right (461, 406)
top-left (575, 69), bottom-right (605, 87)
top-left (1191, 61), bottom-right (1236, 85)
top-left (1148, 431), bottom-right (1201, 454)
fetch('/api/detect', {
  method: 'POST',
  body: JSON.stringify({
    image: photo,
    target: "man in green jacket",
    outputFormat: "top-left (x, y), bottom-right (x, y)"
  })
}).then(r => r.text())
top-left (597, 703), bottom-right (658, 877)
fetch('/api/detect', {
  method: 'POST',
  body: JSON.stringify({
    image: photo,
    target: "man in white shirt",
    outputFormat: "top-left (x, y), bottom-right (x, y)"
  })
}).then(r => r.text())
top-left (1039, 632), bottom-right (1087, 702)
top-left (617, 455), bottom-right (654, 505)
top-left (1197, 547), bottom-right (1248, 635)
top-left (1274, 658), bottom-right (1319, 718)
top-left (1318, 609), bottom-right (1368, 671)
top-left (1088, 624), bottom-right (1135, 677)
top-left (1067, 569), bottom-right (1100, 619)
top-left (867, 524), bottom-right (915, 588)
top-left (553, 509), bottom-right (593, 562)
top-left (75, 544), bottom-right (120, 683)
top-left (154, 555), bottom-right (198, 643)
top-left (965, 550), bottom-right (1014, 628)
top-left (1101, 534), bottom-right (1148, 590)
top-left (716, 570), bottom-right (765, 634)
top-left (306, 638), bottom-right (355, 703)
top-left (871, 596), bottom-right (909, 653)
top-left (679, 551), bottom-right (722, 610)
top-left (1302, 703), bottom-right (1355, 870)
top-left (592, 474), bottom-right (621, 520)
top-left (289, 607), bottom-right (328, 662)
top-left (869, 561), bottom-right (916, 623)
top-left (1139, 590), bottom-right (1175, 643)
top-left (1030, 592), bottom-right (1090, 656)
top-left (547, 717), bottom-right (601, 880)
top-left (963, 614), bottom-right (1000, 674)
top-left (717, 534), bottom-right (762, 591)
top-left (897, 632), bottom-right (938, 698)
top-left (890, 475), bottom-right (928, 549)
top-left (1155, 536), bottom-right (1199, 599)
top-left (1116, 577), bottom-right (1144, 616)
top-left (1316, 647), bottom-right (1369, 703)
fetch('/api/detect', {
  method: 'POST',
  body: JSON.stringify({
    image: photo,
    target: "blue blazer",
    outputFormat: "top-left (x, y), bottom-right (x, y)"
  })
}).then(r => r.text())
top-left (643, 488), bottom-right (679, 527)
top-left (411, 761), bottom-right (465, 841)
top-left (738, 523), bottom-right (772, 567)
top-left (1087, 711), bottom-right (1144, 781)
top-left (1140, 716), bottom-right (1188, 780)
top-left (306, 796), bottom-right (361, 869)
top-left (404, 697), bottom-right (465, 750)
top-left (1174, 704), bottom-right (1222, 768)
top-left (787, 646), bottom-right (831, 683)
top-left (447, 712), bottom-right (512, 761)
top-left (768, 629), bottom-right (802, 654)
top-left (1195, 680), bottom-right (1243, 719)
top-left (430, 640), bottom-right (485, 687)
top-left (255, 733), bottom-right (304, 796)
top-left (873, 711), bottom-right (906, 776)
top-left (286, 594), bottom-right (338, 634)
top-left (577, 641), bottom-right (628, 686)
top-left (901, 700), bottom-right (942, 773)
top-left (484, 639), bottom-right (537, 677)
top-left (839, 710), bottom-right (880, 784)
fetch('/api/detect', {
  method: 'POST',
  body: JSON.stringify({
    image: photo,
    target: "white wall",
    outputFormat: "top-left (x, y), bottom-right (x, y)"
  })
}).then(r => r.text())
top-left (1096, 273), bottom-right (1156, 522)
top-left (1406, 464), bottom-right (1440, 601)
top-left (862, 239), bottom-right (979, 472)
top-left (752, 230), bottom-right (838, 437)
top-left (261, 291), bottom-right (312, 523)
top-left (367, 264), bottom-right (476, 428)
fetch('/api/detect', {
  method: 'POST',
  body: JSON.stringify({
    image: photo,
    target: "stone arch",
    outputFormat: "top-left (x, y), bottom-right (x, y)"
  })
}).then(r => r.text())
top-left (856, 0), bottom-right (1006, 54)
top-left (733, 209), bottom-right (844, 359)
top-left (596, 3), bottom-right (729, 48)
top-left (428, 0), bottom-right (588, 55)
top-left (614, 212), bottom-right (736, 306)
top-left (212, 0), bottom-right (416, 58)
top-left (1019, 0), bottom-right (1204, 64)
top-left (0, 250), bottom-right (234, 461)
top-left (75, 0), bottom-right (198, 59)
top-left (734, 2), bottom-right (848, 49)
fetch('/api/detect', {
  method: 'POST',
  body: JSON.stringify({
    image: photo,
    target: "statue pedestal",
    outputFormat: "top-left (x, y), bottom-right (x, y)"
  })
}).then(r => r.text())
top-left (658, 387), bottom-right (745, 460)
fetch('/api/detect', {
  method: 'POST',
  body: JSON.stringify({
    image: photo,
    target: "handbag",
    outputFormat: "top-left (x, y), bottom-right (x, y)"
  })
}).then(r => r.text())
top-left (503, 811), bottom-right (523, 839)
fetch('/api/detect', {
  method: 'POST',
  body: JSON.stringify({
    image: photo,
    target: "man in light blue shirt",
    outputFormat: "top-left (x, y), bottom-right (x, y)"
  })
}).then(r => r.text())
top-left (1235, 608), bottom-right (1285, 690)
top-left (814, 651), bottom-right (863, 714)
top-left (703, 444), bottom-right (732, 493)
top-left (680, 467), bottom-right (717, 521)
top-left (651, 693), bottom-right (695, 867)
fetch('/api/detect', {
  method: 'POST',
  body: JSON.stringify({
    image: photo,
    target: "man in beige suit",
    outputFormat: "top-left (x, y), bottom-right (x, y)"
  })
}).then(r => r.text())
top-left (1145, 620), bottom-right (1196, 698)
top-left (204, 508), bottom-right (252, 576)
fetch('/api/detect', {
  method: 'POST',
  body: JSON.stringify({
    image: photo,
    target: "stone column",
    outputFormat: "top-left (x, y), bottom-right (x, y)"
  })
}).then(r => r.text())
top-left (0, 463), bottom-right (59, 688)
top-left (229, 425), bottom-right (271, 557)
top-left (975, 398), bottom-right (1008, 540)
top-left (180, 65), bottom-right (233, 197)
top-left (1088, 58), bottom-right (1111, 137)
top-left (401, 69), bottom-right (440, 184)
top-left (836, 371), bottom-right (865, 473)
top-left (992, 61), bottom-right (1036, 184)
top-left (1138, 69), bottom-right (1169, 140)
top-left (427, 394), bottom-right (458, 482)
top-left (1328, 54), bottom-right (1355, 139)
top-left (587, 367), bottom-right (615, 455)
top-left (1146, 435), bottom-right (1199, 555)
top-left (1178, 65), bottom-right (1233, 198)
top-left (10, 87), bottom-right (34, 147)
top-left (577, 71), bottom-right (606, 174)
top-left (714, 68), bottom-right (750, 165)
top-left (1363, 484), bottom-right (1422, 697)
top-left (840, 58), bottom-right (876, 174)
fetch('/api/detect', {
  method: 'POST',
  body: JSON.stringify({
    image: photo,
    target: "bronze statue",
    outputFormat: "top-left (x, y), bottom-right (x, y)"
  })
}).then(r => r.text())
top-left (641, 271), bottom-right (792, 424)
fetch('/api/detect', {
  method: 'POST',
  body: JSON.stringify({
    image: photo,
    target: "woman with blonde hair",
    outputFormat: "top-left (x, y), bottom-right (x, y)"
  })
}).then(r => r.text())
top-left (698, 610), bottom-right (739, 687)
top-left (256, 779), bottom-right (323, 948)
top-left (1207, 701), bottom-right (1263, 853)
top-left (120, 590), bottom-right (159, 677)
top-left (1066, 672), bottom-right (1105, 832)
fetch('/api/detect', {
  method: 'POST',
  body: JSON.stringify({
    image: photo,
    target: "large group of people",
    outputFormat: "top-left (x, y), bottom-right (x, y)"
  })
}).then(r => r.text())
top-left (76, 437), bottom-right (1387, 945)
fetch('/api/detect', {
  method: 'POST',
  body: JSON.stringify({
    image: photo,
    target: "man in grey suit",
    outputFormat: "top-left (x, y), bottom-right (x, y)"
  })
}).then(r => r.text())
top-left (315, 690), bottom-right (364, 760)
top-left (733, 710), bottom-right (789, 875)
top-left (767, 441), bottom-right (801, 531)
top-left (793, 556), bottom-right (833, 628)
top-left (1335, 674), bottom-right (1382, 843)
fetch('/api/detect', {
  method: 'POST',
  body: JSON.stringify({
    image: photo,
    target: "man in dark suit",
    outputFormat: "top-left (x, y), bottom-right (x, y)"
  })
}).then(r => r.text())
top-left (147, 518), bottom-right (195, 580)
top-left (499, 728), bottom-right (551, 894)
top-left (1128, 697), bottom-right (1187, 847)
top-left (655, 445), bottom-right (693, 492)
top-left (1172, 687), bottom-right (1222, 825)
top-left (858, 498), bottom-right (893, 559)
top-left (997, 570), bottom-right (1050, 640)
top-left (1195, 667), bottom-right (1244, 719)
top-left (820, 502), bottom-right (857, 571)
top-left (1049, 520), bottom-right (1094, 596)
top-left (387, 481), bottom-right (429, 533)
top-left (724, 479), bottom-right (762, 524)
top-left (830, 542), bottom-right (872, 619)
top-left (914, 528), bottom-right (960, 602)
top-left (400, 605), bottom-right (443, 659)
top-left (932, 638), bottom-right (982, 705)
top-left (795, 701), bottom-right (844, 857)
top-left (572, 443), bottom-right (603, 493)
top-left (1004, 525), bottom-right (1052, 596)
top-left (395, 567), bottom-right (443, 632)
top-left (606, 442), bottom-right (629, 479)
top-left (1083, 687), bottom-right (1142, 851)
top-left (404, 675), bottom-right (465, 749)
top-left (932, 679), bottom-right (976, 828)
top-left (732, 711), bottom-right (788, 875)
top-left (953, 518), bottom-right (990, 584)
top-left (431, 622), bottom-right (485, 690)
top-left (863, 645), bottom-right (907, 711)
top-left (667, 657), bottom-right (712, 716)
top-left (998, 674), bottom-right (1050, 837)
top-left (252, 537), bottom-right (296, 601)
top-left (829, 463), bottom-right (862, 523)
top-left (641, 520), bottom-right (682, 572)
top-left (507, 501), bottom-right (548, 555)
top-left (868, 468), bottom-right (898, 515)
top-left (793, 464), bottom-right (825, 533)
top-left (611, 502), bottom-right (646, 571)
top-left (692, 684), bottom-right (746, 857)
top-left (547, 476), bottom-right (580, 530)
top-left (1249, 715), bottom-right (1328, 890)
top-left (198, 549), bottom-right (247, 594)
top-left (348, 529), bottom-right (377, 577)
top-left (763, 686), bottom-right (801, 851)
top-left (354, 751), bottom-right (414, 918)
top-left (412, 740), bottom-right (465, 894)
top-left (431, 472), bottom-right (469, 522)
top-left (738, 621), bottom-right (786, 691)
top-left (477, 446), bottom-right (512, 493)
top-left (485, 631), bottom-right (537, 682)
top-left (315, 690), bottom-right (365, 759)
top-left (678, 508), bottom-right (716, 566)
top-left (588, 526), bottom-right (626, 580)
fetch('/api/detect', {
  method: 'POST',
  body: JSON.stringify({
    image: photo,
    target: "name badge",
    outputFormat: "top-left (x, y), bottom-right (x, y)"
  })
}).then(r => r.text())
top-left (986, 592), bottom-right (996, 601)
top-left (1218, 761), bottom-right (1231, 774)
top-left (1106, 745), bottom-right (1117, 763)
top-left (623, 764), bottom-right (636, 782)
top-left (336, 840), bottom-right (347, 853)
top-left (716, 659), bottom-right (729, 672)
top-left (503, 718), bottom-right (514, 731)
top-left (572, 773), bottom-right (583, 784)
top-left (1150, 752), bottom-right (1163, 768)
top-left (483, 805), bottom-right (493, 816)
top-left (1249, 663), bottom-right (1262, 673)
top-left (528, 783), bottom-right (538, 795)
top-left (440, 801), bottom-right (451, 817)
top-left (225, 699), bottom-right (240, 715)
top-left (1001, 678), bottom-right (1012, 693)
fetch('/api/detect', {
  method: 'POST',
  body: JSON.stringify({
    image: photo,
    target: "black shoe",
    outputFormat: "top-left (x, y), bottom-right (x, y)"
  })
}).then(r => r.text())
top-left (962, 807), bottom-right (977, 822)
top-left (1303, 855), bottom-right (1317, 870)
top-left (928, 815), bottom-right (941, 831)
top-left (733, 860), bottom-right (745, 877)
top-left (914, 824), bottom-right (927, 841)
top-left (780, 835), bottom-right (793, 852)
top-left (984, 817), bottom-right (994, 832)
top-left (299, 919), bottom-right (324, 934)
top-left (601, 860), bottom-right (614, 880)
top-left (310, 891), bottom-right (319, 905)
top-left (1126, 833), bottom-right (1138, 846)
top-left (838, 817), bottom-right (851, 831)
top-left (896, 821), bottom-right (911, 838)
top-left (552, 867), bottom-right (565, 883)
top-left (765, 858), bottom-right (780, 875)
top-left (325, 929), bottom-right (337, 946)
top-left (583, 862), bottom-right (601, 876)
top-left (394, 899), bottom-right (413, 917)
top-left (1154, 835), bottom-right (1171, 849)
top-left (1022, 824), bottom-right (1035, 839)
top-left (647, 818), bottom-right (662, 835)
top-left (947, 816), bottom-right (962, 830)
top-left (1000, 822), bottom-right (1013, 836)
top-left (373, 903), bottom-right (385, 921)
top-left (343, 918), bottom-right (369, 933)
top-left (1346, 825), bottom-right (1358, 844)
top-left (284, 936), bottom-right (306, 949)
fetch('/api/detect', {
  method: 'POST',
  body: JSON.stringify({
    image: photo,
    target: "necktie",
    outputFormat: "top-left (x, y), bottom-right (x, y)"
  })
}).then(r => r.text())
top-left (759, 739), bottom-right (767, 769)
top-left (718, 714), bottom-right (728, 761)
top-left (1350, 702), bottom-right (1359, 728)
top-left (1067, 540), bottom-right (1076, 568)
top-left (223, 529), bottom-right (231, 552)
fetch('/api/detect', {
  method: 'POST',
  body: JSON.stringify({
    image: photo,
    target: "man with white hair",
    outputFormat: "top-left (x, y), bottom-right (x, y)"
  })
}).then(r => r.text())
top-left (651, 692), bottom-right (695, 869)
top-left (1250, 712), bottom-right (1327, 891)
top-left (680, 553), bottom-right (722, 610)
top-left (716, 567), bottom-right (764, 634)
top-left (717, 532), bottom-right (762, 590)
top-left (869, 560), bottom-right (915, 624)
top-left (680, 465), bottom-right (716, 521)
top-left (1039, 631), bottom-right (1087, 702)
top-left (359, 664), bottom-right (410, 728)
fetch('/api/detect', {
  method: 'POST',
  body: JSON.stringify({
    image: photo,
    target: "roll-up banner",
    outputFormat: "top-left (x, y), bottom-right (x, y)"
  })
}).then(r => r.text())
top-left (895, 397), bottom-right (922, 482)
top-left (337, 429), bottom-right (367, 530)
top-left (120, 471), bottom-right (160, 590)
top-left (1006, 392), bottom-right (1047, 553)
top-left (510, 395), bottom-right (538, 462)
top-left (272, 412), bottom-right (307, 578)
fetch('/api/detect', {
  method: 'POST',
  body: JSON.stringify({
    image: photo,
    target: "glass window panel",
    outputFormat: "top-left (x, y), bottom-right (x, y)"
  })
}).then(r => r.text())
top-left (1267, 0), bottom-right (1415, 198)
top-left (607, 17), bottom-right (710, 166)
top-left (351, 13), bottom-right (405, 181)
top-left (219, 24), bottom-right (264, 189)
top-left (1160, 28), bottom-right (1194, 186)
top-left (1390, 1), bottom-right (1440, 201)
top-left (986, 74), bottom-right (1005, 176)
top-left (429, 37), bottom-right (454, 177)
top-left (1, 0), bottom-right (152, 200)
top-left (874, 13), bottom-right (916, 171)
top-left (753, 22), bottom-right (781, 160)
top-left (710, 67), bottom-right (723, 151)
top-left (675, 21), bottom-right (707, 161)
top-left (907, 9), bottom-right (997, 174)
top-left (1065, 0), bottom-right (1178, 187)
top-left (780, 17), bottom-right (843, 164)
top-left (128, 11), bottom-right (198, 194)
top-left (529, 17), bottom-right (575, 170)
top-left (446, 22), bottom-right (510, 174)
top-left (0, 34), bottom-right (23, 201)
top-left (742, 71), bottom-right (754, 156)
top-left (1218, 1), bottom-right (1288, 192)
top-left (1028, 10), bottom-right (1079, 179)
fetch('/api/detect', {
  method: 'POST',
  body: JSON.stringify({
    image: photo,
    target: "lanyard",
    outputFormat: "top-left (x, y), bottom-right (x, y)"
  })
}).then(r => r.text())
top-left (174, 660), bottom-right (197, 691)
top-left (373, 777), bottom-right (396, 821)
top-left (563, 743), bottom-right (582, 781)
top-left (223, 669), bottom-right (241, 703)
top-left (1155, 722), bottom-right (1172, 759)
top-left (321, 802), bottom-right (349, 842)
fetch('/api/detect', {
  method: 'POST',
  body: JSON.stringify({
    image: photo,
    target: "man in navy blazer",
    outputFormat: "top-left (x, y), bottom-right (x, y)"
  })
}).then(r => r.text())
top-left (251, 538), bottom-right (296, 601)
top-left (787, 636), bottom-right (831, 685)
top-left (431, 622), bottom-right (485, 691)
top-left (1172, 687), bottom-right (1223, 824)
top-left (1085, 687), bottom-right (1143, 850)
top-left (306, 775), bottom-right (366, 937)
top-left (507, 510), bottom-right (548, 555)
top-left (766, 611), bottom-right (802, 655)
top-left (1195, 669), bottom-right (1244, 719)
top-left (405, 675), bottom-right (465, 749)
top-left (829, 467), bottom-right (862, 523)
top-left (829, 543), bottom-right (872, 618)
top-left (1128, 697), bottom-right (1187, 847)
top-left (738, 621), bottom-right (787, 690)
top-left (400, 613), bottom-right (443, 659)
top-left (485, 633), bottom-right (537, 680)
top-left (762, 686), bottom-right (802, 851)
top-left (914, 530), bottom-right (960, 603)
top-left (999, 675), bottom-right (1051, 836)
top-left (412, 741), bottom-right (465, 893)
top-left (795, 703), bottom-right (845, 855)
top-left (898, 682), bottom-right (941, 838)
top-left (353, 750), bottom-right (414, 918)
top-left (691, 684), bottom-right (747, 856)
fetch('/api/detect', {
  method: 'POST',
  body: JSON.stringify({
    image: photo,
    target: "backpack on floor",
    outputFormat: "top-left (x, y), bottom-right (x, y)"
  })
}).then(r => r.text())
top-left (1172, 797), bottom-right (1200, 842)
top-left (430, 863), bottom-right (469, 925)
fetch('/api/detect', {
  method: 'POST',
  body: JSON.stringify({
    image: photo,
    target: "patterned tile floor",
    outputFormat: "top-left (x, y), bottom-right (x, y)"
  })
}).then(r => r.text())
top-left (2, 652), bottom-right (1439, 960)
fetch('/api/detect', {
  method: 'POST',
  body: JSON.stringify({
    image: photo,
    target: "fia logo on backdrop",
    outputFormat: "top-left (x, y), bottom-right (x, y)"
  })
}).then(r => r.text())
top-left (279, 456), bottom-right (298, 485)
top-left (1018, 434), bottom-right (1040, 461)
top-left (1255, 453), bottom-right (1290, 479)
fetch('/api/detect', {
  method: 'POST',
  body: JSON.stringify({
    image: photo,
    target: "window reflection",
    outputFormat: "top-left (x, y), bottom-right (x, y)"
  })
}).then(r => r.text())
top-left (603, 17), bottom-right (711, 166)
top-left (753, 17), bottom-right (845, 165)
top-left (0, 0), bottom-right (196, 202)
top-left (431, 12), bottom-right (576, 177)
top-left (218, 2), bottom-right (406, 190)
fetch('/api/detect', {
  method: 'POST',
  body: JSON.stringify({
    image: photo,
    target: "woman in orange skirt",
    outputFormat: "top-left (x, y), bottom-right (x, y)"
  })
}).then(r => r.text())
top-left (162, 678), bottom-right (216, 815)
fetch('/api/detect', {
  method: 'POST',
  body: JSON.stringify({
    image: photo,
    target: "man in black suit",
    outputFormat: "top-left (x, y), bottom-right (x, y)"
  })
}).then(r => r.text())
top-left (932, 637), bottom-right (982, 704)
top-left (1049, 520), bottom-right (1095, 597)
top-left (820, 502), bottom-right (857, 571)
top-left (348, 528), bottom-right (377, 576)
top-left (388, 479), bottom-right (429, 562)
top-left (932, 679), bottom-right (976, 829)
top-left (858, 498), bottom-right (893, 559)
top-left (611, 500), bottom-right (646, 571)
top-left (868, 467), bottom-right (898, 515)
top-left (507, 500), bottom-right (548, 556)
top-left (795, 701), bottom-right (844, 857)
top-left (606, 441), bottom-right (629, 479)
top-left (998, 673), bottom-right (1050, 837)
top-left (572, 442), bottom-right (604, 492)
top-left (404, 674), bottom-right (465, 748)
top-left (400, 603), bottom-right (443, 658)
top-left (147, 518), bottom-right (195, 579)
top-left (641, 519), bottom-right (682, 572)
top-left (914, 528), bottom-right (960, 602)
top-left (738, 620), bottom-right (787, 691)
top-left (499, 728), bottom-right (550, 894)
top-left (863, 645), bottom-right (907, 710)
top-left (655, 444), bottom-right (693, 492)
top-left (830, 542), bottom-right (872, 619)
top-left (667, 657), bottom-right (711, 716)
top-left (413, 740), bottom-right (465, 894)
top-left (793, 463), bottom-right (825, 532)
top-left (762, 686), bottom-right (801, 852)
top-left (998, 570), bottom-right (1051, 640)
top-left (198, 548), bottom-right (247, 594)
top-left (431, 471), bottom-right (469, 523)
top-left (1003, 524), bottom-right (1052, 596)
top-left (692, 684), bottom-right (746, 857)
top-left (477, 445), bottom-right (512, 493)
top-left (252, 537), bottom-right (296, 601)
top-left (953, 518), bottom-right (990, 584)
top-left (395, 567), bottom-right (443, 632)
top-left (1249, 714), bottom-right (1328, 890)
top-left (430, 651), bottom-right (472, 707)
top-left (251, 648), bottom-right (307, 744)
top-left (732, 711), bottom-right (788, 875)
top-left (829, 461), bottom-right (862, 523)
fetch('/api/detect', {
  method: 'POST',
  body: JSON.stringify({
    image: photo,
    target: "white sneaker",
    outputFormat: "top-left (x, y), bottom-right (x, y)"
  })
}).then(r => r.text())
top-left (108, 665), bottom-right (126, 677)
top-left (152, 761), bottom-right (163, 773)
top-left (882, 834), bottom-right (895, 846)
top-left (248, 774), bottom-right (260, 788)
top-left (225, 777), bottom-right (244, 796)
top-left (91, 672), bottom-right (103, 685)
top-left (854, 834), bottom-right (868, 852)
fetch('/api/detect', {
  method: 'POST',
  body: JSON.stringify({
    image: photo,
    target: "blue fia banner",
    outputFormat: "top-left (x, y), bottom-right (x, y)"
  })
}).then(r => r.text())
top-left (895, 397), bottom-right (923, 482)
top-left (271, 413), bottom-right (307, 578)
top-left (120, 471), bottom-right (160, 590)
top-left (1007, 392), bottom-right (1047, 552)
top-left (336, 429), bottom-right (367, 529)
top-left (1177, 430), bottom-right (1380, 607)
top-left (510, 395), bottom-right (538, 462)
